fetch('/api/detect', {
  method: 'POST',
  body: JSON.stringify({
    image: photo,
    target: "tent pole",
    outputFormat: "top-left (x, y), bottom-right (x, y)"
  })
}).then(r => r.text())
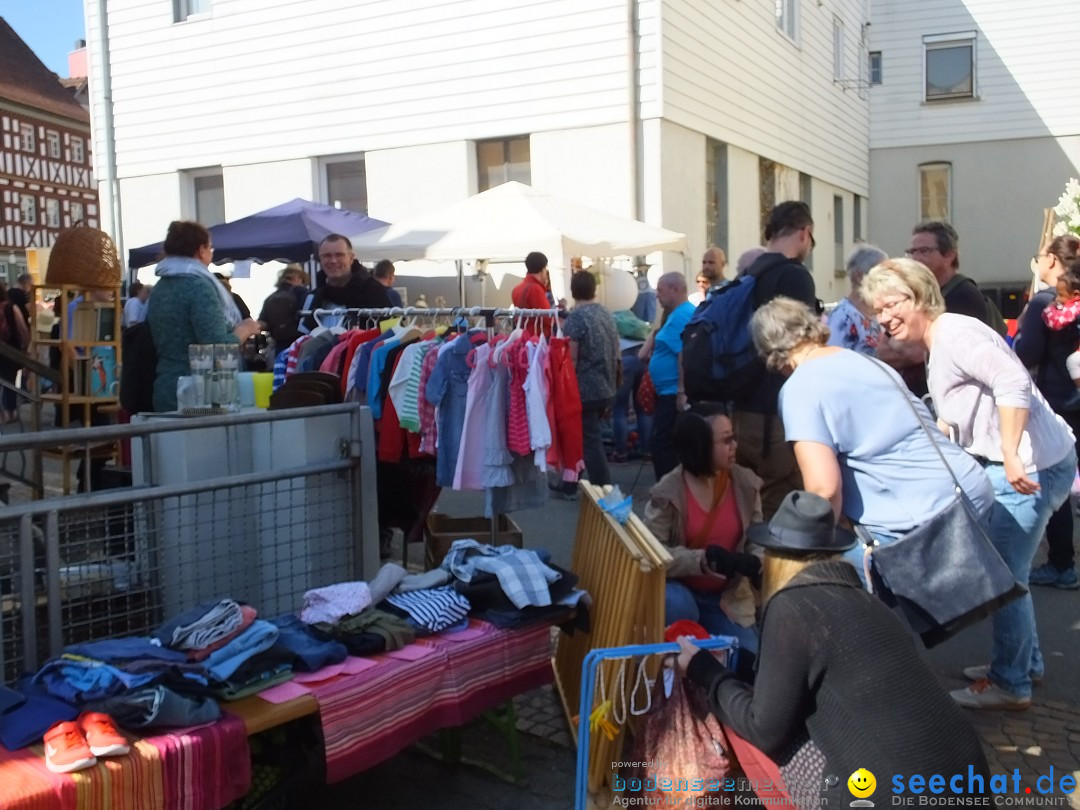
top-left (456, 259), bottom-right (465, 306)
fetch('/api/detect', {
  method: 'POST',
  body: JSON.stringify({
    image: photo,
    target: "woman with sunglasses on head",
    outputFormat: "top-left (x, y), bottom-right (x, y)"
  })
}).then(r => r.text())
top-left (1013, 235), bottom-right (1080, 592)
top-left (863, 258), bottom-right (1076, 711)
top-left (750, 295), bottom-right (994, 587)
top-left (644, 404), bottom-right (764, 661)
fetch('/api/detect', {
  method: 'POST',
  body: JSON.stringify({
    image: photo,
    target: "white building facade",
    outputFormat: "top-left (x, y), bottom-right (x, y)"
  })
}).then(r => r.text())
top-left (85, 0), bottom-right (871, 305)
top-left (868, 0), bottom-right (1080, 297)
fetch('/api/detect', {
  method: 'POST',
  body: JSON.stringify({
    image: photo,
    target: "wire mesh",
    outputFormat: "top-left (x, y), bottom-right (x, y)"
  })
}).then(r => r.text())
top-left (0, 405), bottom-right (371, 685)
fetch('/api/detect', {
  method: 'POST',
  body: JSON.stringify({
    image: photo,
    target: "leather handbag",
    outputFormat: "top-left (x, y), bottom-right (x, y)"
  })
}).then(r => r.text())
top-left (856, 356), bottom-right (1026, 648)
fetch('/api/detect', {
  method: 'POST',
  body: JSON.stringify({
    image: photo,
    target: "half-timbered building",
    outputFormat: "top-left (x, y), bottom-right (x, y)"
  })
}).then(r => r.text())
top-left (0, 18), bottom-right (98, 284)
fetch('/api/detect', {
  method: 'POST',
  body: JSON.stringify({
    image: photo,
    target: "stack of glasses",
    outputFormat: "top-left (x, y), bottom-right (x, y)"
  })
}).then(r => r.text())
top-left (178, 344), bottom-right (240, 412)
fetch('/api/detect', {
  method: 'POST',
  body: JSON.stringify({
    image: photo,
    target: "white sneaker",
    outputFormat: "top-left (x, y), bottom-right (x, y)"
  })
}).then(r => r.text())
top-left (951, 679), bottom-right (1030, 711)
top-left (962, 664), bottom-right (1042, 686)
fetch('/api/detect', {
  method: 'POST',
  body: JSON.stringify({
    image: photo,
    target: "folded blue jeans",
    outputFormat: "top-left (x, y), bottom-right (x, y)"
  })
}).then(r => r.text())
top-left (85, 685), bottom-right (221, 729)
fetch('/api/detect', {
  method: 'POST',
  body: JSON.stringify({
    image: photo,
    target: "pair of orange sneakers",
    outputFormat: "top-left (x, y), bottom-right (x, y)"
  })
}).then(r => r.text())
top-left (43, 713), bottom-right (130, 773)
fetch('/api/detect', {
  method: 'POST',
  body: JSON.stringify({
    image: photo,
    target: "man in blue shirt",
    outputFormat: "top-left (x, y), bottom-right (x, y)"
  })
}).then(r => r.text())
top-left (643, 272), bottom-right (695, 479)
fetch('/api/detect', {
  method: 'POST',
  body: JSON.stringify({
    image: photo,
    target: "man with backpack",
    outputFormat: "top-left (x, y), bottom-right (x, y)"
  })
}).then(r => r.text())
top-left (680, 201), bottom-right (818, 518)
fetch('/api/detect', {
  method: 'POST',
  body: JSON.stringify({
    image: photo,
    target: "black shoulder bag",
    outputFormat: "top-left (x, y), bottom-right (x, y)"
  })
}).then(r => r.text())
top-left (856, 356), bottom-right (1026, 648)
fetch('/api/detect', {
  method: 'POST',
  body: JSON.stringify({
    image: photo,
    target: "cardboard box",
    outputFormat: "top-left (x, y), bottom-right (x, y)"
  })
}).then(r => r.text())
top-left (424, 513), bottom-right (524, 569)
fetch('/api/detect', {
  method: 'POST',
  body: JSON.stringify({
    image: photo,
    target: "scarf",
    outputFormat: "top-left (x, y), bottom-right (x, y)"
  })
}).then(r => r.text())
top-left (155, 255), bottom-right (242, 327)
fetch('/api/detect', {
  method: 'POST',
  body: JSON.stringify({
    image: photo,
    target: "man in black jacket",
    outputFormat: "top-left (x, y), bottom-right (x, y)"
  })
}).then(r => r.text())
top-left (300, 234), bottom-right (392, 333)
top-left (732, 201), bottom-right (818, 518)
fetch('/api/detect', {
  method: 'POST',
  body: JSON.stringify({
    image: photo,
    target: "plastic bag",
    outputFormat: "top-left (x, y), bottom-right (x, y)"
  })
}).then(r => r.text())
top-left (630, 662), bottom-right (732, 803)
top-left (599, 486), bottom-right (633, 524)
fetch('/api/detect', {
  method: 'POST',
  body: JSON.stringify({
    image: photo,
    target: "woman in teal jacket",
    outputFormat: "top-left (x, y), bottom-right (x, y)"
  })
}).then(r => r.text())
top-left (146, 221), bottom-right (260, 411)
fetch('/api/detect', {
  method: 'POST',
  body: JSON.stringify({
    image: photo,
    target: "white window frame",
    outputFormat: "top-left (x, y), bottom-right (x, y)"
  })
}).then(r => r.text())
top-left (20, 195), bottom-right (36, 226)
top-left (923, 31), bottom-right (977, 102)
top-left (833, 17), bottom-right (845, 81)
top-left (70, 201), bottom-right (85, 224)
top-left (20, 124), bottom-right (35, 152)
top-left (174, 0), bottom-right (211, 22)
top-left (918, 162), bottom-right (952, 222)
top-left (182, 167), bottom-right (226, 226)
top-left (318, 154), bottom-right (368, 214)
top-left (46, 131), bottom-right (61, 159)
top-left (775, 0), bottom-right (798, 43)
top-left (70, 136), bottom-right (85, 164)
top-left (45, 199), bottom-right (61, 228)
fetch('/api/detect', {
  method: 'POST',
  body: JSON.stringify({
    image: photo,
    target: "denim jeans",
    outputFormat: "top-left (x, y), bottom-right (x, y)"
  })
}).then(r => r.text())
top-left (612, 352), bottom-right (652, 456)
top-left (664, 581), bottom-right (760, 655)
top-left (984, 450), bottom-right (1076, 697)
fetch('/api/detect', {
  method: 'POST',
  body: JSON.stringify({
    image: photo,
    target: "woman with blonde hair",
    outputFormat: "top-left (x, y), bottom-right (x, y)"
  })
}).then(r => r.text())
top-left (676, 491), bottom-right (988, 800)
top-left (749, 296), bottom-right (992, 580)
top-left (862, 257), bottom-right (1076, 710)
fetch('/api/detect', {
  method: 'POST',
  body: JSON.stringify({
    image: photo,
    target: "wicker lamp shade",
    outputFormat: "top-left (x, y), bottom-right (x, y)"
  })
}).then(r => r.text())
top-left (46, 223), bottom-right (122, 288)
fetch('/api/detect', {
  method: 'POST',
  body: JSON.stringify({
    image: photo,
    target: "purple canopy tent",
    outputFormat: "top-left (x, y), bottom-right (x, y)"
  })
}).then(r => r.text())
top-left (126, 198), bottom-right (388, 269)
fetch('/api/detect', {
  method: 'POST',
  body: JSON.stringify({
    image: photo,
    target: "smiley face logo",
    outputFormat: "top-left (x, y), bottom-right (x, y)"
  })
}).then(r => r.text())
top-left (848, 769), bottom-right (876, 798)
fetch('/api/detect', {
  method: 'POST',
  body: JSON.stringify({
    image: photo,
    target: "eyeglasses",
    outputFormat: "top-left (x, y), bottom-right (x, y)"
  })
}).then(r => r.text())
top-left (904, 246), bottom-right (939, 257)
top-left (319, 252), bottom-right (350, 261)
top-left (1033, 252), bottom-right (1050, 264)
top-left (873, 296), bottom-right (911, 318)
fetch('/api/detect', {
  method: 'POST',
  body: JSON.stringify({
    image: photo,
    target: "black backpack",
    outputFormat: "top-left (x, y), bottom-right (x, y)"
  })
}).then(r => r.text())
top-left (120, 321), bottom-right (157, 414)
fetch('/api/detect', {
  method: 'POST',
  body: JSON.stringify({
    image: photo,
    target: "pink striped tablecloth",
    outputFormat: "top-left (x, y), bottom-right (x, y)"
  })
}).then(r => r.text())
top-left (306, 620), bottom-right (553, 784)
top-left (0, 713), bottom-right (251, 810)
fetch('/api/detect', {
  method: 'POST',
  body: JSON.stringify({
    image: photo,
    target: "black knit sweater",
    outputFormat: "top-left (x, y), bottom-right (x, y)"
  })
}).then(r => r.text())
top-left (687, 561), bottom-right (989, 791)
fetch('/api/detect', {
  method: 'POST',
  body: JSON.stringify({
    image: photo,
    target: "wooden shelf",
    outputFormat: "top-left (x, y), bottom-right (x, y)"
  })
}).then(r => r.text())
top-left (41, 393), bottom-right (119, 405)
top-left (33, 339), bottom-right (122, 348)
top-left (28, 282), bottom-right (123, 497)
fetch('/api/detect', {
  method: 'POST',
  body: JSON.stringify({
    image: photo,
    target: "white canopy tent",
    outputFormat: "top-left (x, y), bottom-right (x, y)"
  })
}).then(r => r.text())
top-left (347, 181), bottom-right (688, 301)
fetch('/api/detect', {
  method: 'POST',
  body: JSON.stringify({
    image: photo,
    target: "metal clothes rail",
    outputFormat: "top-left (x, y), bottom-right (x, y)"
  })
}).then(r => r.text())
top-left (297, 307), bottom-right (562, 545)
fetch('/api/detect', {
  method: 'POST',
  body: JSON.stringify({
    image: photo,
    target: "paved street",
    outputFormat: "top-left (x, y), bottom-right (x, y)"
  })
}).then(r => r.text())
top-left (418, 457), bottom-right (1080, 808)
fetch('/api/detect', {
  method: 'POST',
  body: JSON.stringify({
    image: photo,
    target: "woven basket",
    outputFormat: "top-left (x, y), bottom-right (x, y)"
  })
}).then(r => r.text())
top-left (46, 223), bottom-right (122, 288)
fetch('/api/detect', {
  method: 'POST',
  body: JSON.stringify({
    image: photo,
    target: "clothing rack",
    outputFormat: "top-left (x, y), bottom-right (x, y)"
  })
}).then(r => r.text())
top-left (299, 306), bottom-right (562, 547)
top-left (303, 305), bottom-right (561, 330)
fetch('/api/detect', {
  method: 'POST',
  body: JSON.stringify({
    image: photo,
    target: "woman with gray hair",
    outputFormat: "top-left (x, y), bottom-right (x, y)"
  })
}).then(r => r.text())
top-left (750, 294), bottom-right (993, 585)
top-left (826, 243), bottom-right (887, 355)
top-left (862, 258), bottom-right (1076, 710)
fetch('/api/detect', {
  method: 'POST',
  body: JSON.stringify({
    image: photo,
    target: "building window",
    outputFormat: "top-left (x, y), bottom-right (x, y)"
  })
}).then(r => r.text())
top-left (47, 131), bottom-right (61, 159)
top-left (706, 139), bottom-right (728, 257)
top-left (321, 157), bottom-right (368, 213)
top-left (476, 137), bottom-right (530, 192)
top-left (919, 163), bottom-right (951, 221)
top-left (924, 32), bottom-right (976, 101)
top-left (20, 124), bottom-right (35, 152)
top-left (868, 51), bottom-right (882, 85)
top-left (775, 0), bottom-right (797, 42)
top-left (833, 195), bottom-right (844, 271)
top-left (833, 18), bottom-right (845, 81)
top-left (21, 195), bottom-right (36, 226)
top-left (185, 169), bottom-right (226, 226)
top-left (174, 0), bottom-right (210, 22)
top-left (45, 199), bottom-right (61, 228)
top-left (854, 195), bottom-right (863, 241)
top-left (71, 136), bottom-right (85, 164)
top-left (71, 201), bottom-right (85, 224)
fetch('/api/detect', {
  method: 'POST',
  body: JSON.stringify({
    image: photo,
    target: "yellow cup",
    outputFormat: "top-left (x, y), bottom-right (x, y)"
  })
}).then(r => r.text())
top-left (252, 373), bottom-right (274, 409)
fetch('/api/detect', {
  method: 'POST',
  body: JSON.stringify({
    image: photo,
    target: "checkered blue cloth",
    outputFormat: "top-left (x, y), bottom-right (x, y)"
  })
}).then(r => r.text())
top-left (441, 539), bottom-right (561, 609)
